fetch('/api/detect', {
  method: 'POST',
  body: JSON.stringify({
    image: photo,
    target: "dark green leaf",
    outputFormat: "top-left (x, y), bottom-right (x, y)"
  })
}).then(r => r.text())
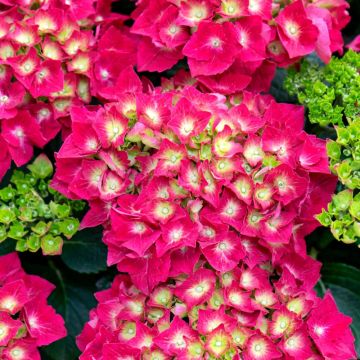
top-left (270, 68), bottom-right (297, 103)
top-left (61, 226), bottom-right (107, 274)
top-left (0, 238), bottom-right (15, 255)
top-left (35, 260), bottom-right (98, 360)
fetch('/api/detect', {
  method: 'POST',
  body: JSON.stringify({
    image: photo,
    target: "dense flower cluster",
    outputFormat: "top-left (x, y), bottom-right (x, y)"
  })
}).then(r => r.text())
top-left (0, 154), bottom-right (85, 255)
top-left (286, 50), bottom-right (360, 246)
top-left (0, 0), bottom-right (136, 181)
top-left (0, 252), bottom-right (66, 359)
top-left (52, 84), bottom-right (337, 292)
top-left (131, 0), bottom-right (350, 94)
top-left (77, 244), bottom-right (356, 360)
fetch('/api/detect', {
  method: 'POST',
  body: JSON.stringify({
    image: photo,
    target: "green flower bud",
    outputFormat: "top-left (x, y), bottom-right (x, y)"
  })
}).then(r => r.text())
top-left (27, 234), bottom-right (41, 252)
top-left (0, 207), bottom-right (16, 225)
top-left (41, 235), bottom-right (63, 255)
top-left (350, 201), bottom-right (360, 220)
top-left (27, 154), bottom-right (53, 179)
top-left (353, 222), bottom-right (360, 237)
top-left (0, 186), bottom-right (16, 202)
top-left (337, 162), bottom-right (352, 181)
top-left (326, 140), bottom-right (341, 160)
top-left (316, 209), bottom-right (332, 227)
top-left (59, 218), bottom-right (79, 239)
top-left (8, 222), bottom-right (27, 240)
top-left (331, 220), bottom-right (344, 240)
top-left (31, 221), bottom-right (48, 236)
top-left (332, 190), bottom-right (353, 212)
top-left (15, 239), bottom-right (28, 252)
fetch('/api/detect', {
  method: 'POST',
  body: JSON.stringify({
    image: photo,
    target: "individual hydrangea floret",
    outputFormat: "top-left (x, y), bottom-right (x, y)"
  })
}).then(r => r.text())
top-left (77, 246), bottom-right (356, 360)
top-left (52, 81), bottom-right (337, 292)
top-left (130, 0), bottom-right (349, 94)
top-left (0, 252), bottom-right (66, 359)
top-left (0, 154), bottom-right (85, 255)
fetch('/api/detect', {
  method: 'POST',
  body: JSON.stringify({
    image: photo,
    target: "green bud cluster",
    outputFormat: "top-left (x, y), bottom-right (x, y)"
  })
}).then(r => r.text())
top-left (0, 154), bottom-right (85, 255)
top-left (317, 190), bottom-right (360, 246)
top-left (285, 50), bottom-right (360, 246)
top-left (285, 50), bottom-right (360, 127)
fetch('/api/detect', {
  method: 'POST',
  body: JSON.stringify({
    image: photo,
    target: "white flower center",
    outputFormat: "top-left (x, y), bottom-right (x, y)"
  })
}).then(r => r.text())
top-left (280, 321), bottom-right (287, 329)
top-left (101, 69), bottom-right (109, 79)
top-left (0, 95), bottom-right (8, 103)
top-left (195, 285), bottom-right (204, 293)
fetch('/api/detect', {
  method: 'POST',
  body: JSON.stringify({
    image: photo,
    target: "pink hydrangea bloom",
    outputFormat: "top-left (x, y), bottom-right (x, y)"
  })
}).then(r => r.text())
top-left (53, 83), bottom-right (336, 292)
top-left (77, 248), bottom-right (356, 360)
top-left (0, 253), bottom-right (66, 359)
top-left (0, 0), bottom-right (136, 181)
top-left (131, 0), bottom-right (350, 93)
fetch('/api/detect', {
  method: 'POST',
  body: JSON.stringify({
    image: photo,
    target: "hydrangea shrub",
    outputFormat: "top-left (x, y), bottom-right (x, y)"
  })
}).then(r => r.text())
top-left (0, 252), bottom-right (66, 359)
top-left (0, 154), bottom-right (85, 255)
top-left (0, 0), bottom-right (357, 358)
top-left (285, 50), bottom-right (360, 245)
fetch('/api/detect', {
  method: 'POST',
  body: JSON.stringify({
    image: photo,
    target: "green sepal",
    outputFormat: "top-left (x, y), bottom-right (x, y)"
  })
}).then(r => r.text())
top-left (8, 222), bottom-right (27, 240)
top-left (350, 201), bottom-right (360, 220)
top-left (0, 186), bottom-right (16, 202)
top-left (332, 190), bottom-right (353, 212)
top-left (316, 209), bottom-right (332, 227)
top-left (15, 239), bottom-right (28, 252)
top-left (31, 221), bottom-right (49, 236)
top-left (59, 218), bottom-right (79, 239)
top-left (326, 140), bottom-right (341, 160)
top-left (0, 207), bottom-right (16, 225)
top-left (41, 235), bottom-right (63, 255)
top-left (0, 225), bottom-right (7, 242)
top-left (27, 234), bottom-right (41, 252)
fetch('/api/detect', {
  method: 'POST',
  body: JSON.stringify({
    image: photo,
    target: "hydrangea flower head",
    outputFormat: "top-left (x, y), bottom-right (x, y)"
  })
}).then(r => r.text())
top-left (53, 83), bottom-right (337, 293)
top-left (77, 248), bottom-right (356, 360)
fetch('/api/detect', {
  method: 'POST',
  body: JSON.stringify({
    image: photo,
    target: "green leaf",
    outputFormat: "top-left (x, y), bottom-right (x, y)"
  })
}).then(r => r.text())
top-left (320, 263), bottom-right (360, 355)
top-left (37, 261), bottom-right (98, 360)
top-left (61, 227), bottom-right (107, 274)
top-left (0, 238), bottom-right (15, 255)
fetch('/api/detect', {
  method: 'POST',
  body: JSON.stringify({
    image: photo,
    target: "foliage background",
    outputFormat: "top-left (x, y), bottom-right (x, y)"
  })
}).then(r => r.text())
top-left (0, 1), bottom-right (359, 359)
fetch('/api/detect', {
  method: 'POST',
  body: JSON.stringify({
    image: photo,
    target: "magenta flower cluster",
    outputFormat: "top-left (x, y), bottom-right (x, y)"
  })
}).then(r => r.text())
top-left (77, 243), bottom-right (355, 359)
top-left (131, 0), bottom-right (349, 93)
top-left (0, 0), bottom-right (135, 179)
top-left (0, 253), bottom-right (66, 359)
top-left (52, 84), bottom-right (337, 293)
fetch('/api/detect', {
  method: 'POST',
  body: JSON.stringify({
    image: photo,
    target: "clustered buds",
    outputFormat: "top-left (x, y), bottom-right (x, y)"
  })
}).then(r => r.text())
top-left (0, 252), bottom-right (66, 359)
top-left (131, 0), bottom-right (349, 94)
top-left (0, 154), bottom-right (84, 255)
top-left (52, 83), bottom-right (337, 292)
top-left (77, 245), bottom-right (356, 360)
top-left (0, 0), bottom-right (136, 180)
top-left (286, 50), bottom-right (360, 246)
